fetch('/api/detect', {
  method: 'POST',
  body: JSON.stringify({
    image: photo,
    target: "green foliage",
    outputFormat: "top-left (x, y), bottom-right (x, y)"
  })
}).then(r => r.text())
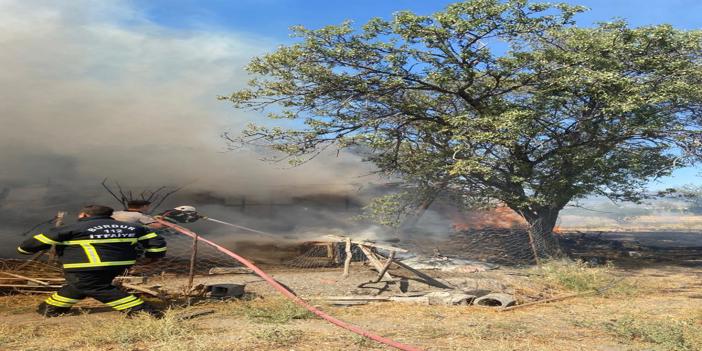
top-left (225, 0), bottom-right (702, 233)
top-left (360, 192), bottom-right (416, 228)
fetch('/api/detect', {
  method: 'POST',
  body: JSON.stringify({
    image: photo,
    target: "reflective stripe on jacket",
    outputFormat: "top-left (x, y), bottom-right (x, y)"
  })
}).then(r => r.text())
top-left (17, 215), bottom-right (166, 271)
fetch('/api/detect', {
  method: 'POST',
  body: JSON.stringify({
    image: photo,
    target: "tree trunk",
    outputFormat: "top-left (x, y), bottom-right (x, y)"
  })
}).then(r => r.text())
top-left (399, 194), bottom-right (438, 230)
top-left (520, 207), bottom-right (563, 258)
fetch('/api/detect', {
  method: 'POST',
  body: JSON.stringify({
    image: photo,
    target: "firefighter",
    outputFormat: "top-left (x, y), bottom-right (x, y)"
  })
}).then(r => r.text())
top-left (17, 205), bottom-right (166, 317)
top-left (158, 205), bottom-right (202, 223)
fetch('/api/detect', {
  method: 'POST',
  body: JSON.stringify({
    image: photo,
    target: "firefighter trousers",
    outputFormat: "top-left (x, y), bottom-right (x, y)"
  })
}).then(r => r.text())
top-left (39, 268), bottom-right (149, 316)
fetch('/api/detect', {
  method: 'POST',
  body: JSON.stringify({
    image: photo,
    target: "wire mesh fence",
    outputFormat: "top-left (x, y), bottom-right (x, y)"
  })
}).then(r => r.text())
top-left (284, 242), bottom-right (366, 268)
top-left (130, 229), bottom-right (243, 276)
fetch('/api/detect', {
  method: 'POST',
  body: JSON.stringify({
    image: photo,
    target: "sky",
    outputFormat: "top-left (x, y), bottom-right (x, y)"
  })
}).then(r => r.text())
top-left (134, 0), bottom-right (702, 189)
top-left (134, 0), bottom-right (702, 34)
top-left (0, 0), bottom-right (700, 204)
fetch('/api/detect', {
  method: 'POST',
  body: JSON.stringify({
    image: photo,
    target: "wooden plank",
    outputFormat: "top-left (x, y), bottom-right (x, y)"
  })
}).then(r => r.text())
top-left (500, 292), bottom-right (588, 312)
top-left (113, 276), bottom-right (147, 284)
top-left (119, 282), bottom-right (163, 298)
top-left (0, 277), bottom-right (64, 282)
top-left (319, 296), bottom-right (391, 301)
top-left (0, 284), bottom-right (62, 288)
top-left (385, 258), bottom-right (454, 290)
top-left (208, 267), bottom-right (254, 275)
top-left (0, 272), bottom-right (50, 286)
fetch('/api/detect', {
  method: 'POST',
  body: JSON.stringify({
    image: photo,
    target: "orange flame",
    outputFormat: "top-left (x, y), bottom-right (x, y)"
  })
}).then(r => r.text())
top-left (451, 206), bottom-right (527, 231)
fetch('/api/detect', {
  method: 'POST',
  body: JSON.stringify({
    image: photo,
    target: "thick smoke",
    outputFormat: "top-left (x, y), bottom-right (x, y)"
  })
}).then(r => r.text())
top-left (0, 0), bottom-right (379, 255)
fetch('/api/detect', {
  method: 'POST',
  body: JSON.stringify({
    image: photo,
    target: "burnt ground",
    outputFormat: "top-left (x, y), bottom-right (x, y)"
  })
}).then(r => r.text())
top-left (559, 231), bottom-right (702, 269)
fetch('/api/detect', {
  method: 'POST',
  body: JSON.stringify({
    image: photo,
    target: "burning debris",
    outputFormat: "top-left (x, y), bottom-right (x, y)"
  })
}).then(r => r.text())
top-left (450, 206), bottom-right (527, 232)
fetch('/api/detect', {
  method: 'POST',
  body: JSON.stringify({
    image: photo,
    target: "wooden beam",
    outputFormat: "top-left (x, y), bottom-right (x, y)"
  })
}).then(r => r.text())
top-left (342, 237), bottom-right (352, 278)
top-left (383, 257), bottom-right (454, 290)
top-left (0, 277), bottom-right (64, 282)
top-left (208, 267), bottom-right (254, 275)
top-left (119, 282), bottom-right (165, 299)
top-left (318, 296), bottom-right (391, 301)
top-left (187, 232), bottom-right (198, 294)
top-left (373, 250), bottom-right (396, 283)
top-left (0, 272), bottom-right (50, 286)
top-left (0, 284), bottom-right (62, 288)
top-left (358, 245), bottom-right (393, 281)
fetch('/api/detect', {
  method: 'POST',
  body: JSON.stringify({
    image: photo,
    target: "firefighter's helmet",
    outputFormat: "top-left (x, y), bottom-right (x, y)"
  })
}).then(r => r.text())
top-left (174, 205), bottom-right (197, 212)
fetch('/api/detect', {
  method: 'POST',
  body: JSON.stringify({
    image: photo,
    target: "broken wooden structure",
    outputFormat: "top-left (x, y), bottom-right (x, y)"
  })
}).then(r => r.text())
top-left (322, 235), bottom-right (453, 290)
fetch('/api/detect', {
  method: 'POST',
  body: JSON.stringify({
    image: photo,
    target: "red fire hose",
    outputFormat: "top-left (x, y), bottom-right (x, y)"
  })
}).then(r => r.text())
top-left (156, 219), bottom-right (424, 351)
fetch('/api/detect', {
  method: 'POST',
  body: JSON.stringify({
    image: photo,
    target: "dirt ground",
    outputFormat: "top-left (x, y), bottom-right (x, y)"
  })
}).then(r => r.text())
top-left (1, 262), bottom-right (701, 350)
top-left (1, 231), bottom-right (701, 351)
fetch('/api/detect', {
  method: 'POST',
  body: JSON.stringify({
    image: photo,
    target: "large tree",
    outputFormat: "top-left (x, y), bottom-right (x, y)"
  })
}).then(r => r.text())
top-left (223, 0), bottom-right (702, 250)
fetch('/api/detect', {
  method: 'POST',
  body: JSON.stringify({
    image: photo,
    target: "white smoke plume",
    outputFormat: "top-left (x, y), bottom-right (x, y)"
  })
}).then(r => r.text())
top-left (0, 0), bottom-right (379, 253)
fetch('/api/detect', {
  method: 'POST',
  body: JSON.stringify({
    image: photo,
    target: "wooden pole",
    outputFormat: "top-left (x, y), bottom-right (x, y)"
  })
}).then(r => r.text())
top-left (373, 251), bottom-right (396, 283)
top-left (186, 232), bottom-right (198, 294)
top-left (384, 256), bottom-right (454, 290)
top-left (526, 226), bottom-right (542, 266)
top-left (358, 245), bottom-right (393, 281)
top-left (0, 272), bottom-right (50, 286)
top-left (342, 237), bottom-right (352, 278)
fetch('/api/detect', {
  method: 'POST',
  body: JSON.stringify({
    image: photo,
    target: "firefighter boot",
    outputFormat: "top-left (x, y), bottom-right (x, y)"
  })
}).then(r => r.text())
top-left (125, 302), bottom-right (164, 319)
top-left (36, 302), bottom-right (71, 317)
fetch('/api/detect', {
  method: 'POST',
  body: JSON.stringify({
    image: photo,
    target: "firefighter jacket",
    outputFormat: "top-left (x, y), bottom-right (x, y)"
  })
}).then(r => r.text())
top-left (17, 215), bottom-right (166, 271)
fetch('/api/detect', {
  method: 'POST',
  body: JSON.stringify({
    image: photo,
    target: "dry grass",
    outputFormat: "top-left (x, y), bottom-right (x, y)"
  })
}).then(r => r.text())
top-left (216, 296), bottom-right (315, 323)
top-left (0, 294), bottom-right (43, 315)
top-left (532, 259), bottom-right (639, 296)
top-left (76, 310), bottom-right (195, 347)
top-left (1, 263), bottom-right (699, 351)
top-left (604, 315), bottom-right (702, 351)
top-left (250, 326), bottom-right (304, 347)
top-left (0, 310), bottom-right (200, 351)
